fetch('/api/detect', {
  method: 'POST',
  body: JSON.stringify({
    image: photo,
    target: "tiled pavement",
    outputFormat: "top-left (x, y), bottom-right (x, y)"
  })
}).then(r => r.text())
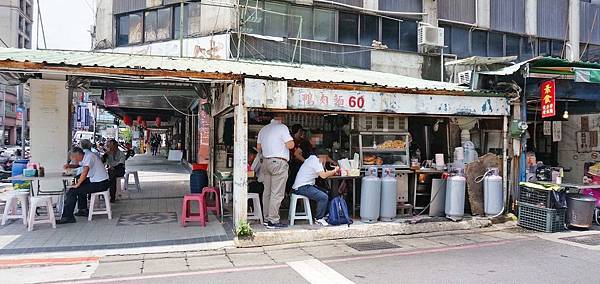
top-left (0, 155), bottom-right (233, 255)
top-left (91, 229), bottom-right (531, 278)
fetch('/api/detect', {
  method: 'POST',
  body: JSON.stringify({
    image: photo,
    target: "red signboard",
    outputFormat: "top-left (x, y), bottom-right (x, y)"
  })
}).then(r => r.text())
top-left (541, 79), bottom-right (556, 118)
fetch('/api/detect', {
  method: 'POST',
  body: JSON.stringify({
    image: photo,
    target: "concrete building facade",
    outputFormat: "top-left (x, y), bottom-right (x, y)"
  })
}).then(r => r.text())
top-left (0, 0), bottom-right (32, 145)
top-left (92, 0), bottom-right (600, 80)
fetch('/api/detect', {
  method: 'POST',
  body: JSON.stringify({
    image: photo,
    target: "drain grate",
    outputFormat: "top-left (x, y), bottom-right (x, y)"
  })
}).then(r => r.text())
top-left (346, 241), bottom-right (400, 251)
top-left (560, 234), bottom-right (600, 246)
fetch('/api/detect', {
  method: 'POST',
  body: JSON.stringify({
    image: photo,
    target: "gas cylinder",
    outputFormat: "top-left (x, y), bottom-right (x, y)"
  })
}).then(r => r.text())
top-left (445, 168), bottom-right (466, 221)
top-left (360, 167), bottom-right (381, 223)
top-left (380, 167), bottom-right (398, 222)
top-left (483, 168), bottom-right (503, 216)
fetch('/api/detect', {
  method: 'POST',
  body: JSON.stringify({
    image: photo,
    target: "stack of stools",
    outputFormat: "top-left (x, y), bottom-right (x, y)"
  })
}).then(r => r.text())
top-left (28, 196), bottom-right (56, 231)
top-left (181, 187), bottom-right (221, 227)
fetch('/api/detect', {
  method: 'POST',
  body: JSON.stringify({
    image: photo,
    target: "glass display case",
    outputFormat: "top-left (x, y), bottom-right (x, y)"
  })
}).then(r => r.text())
top-left (355, 132), bottom-right (410, 168)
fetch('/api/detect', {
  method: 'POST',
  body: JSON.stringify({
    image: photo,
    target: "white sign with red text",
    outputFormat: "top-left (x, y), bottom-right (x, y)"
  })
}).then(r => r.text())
top-left (286, 87), bottom-right (509, 116)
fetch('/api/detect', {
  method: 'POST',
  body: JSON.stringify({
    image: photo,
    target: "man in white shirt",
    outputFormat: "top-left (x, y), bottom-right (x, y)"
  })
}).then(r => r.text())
top-left (292, 148), bottom-right (339, 226)
top-left (57, 146), bottom-right (110, 224)
top-left (257, 115), bottom-right (294, 229)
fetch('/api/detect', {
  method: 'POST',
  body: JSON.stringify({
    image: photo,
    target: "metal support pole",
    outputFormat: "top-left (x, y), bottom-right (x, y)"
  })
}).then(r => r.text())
top-left (18, 84), bottom-right (26, 157)
top-left (502, 115), bottom-right (509, 208)
top-left (232, 83), bottom-right (247, 228)
top-left (1, 84), bottom-right (5, 147)
top-left (179, 0), bottom-right (184, 57)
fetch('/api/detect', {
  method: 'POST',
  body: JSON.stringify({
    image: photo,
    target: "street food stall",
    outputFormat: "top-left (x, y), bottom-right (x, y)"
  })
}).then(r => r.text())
top-left (211, 77), bottom-right (511, 226)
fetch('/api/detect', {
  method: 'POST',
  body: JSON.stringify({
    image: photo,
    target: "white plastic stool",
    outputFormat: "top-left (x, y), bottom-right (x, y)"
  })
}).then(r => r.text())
top-left (1, 192), bottom-right (29, 226)
top-left (88, 191), bottom-right (112, 221)
top-left (288, 193), bottom-right (313, 226)
top-left (28, 196), bottom-right (56, 231)
top-left (124, 171), bottom-right (141, 192)
top-left (116, 177), bottom-right (128, 200)
top-left (247, 193), bottom-right (263, 223)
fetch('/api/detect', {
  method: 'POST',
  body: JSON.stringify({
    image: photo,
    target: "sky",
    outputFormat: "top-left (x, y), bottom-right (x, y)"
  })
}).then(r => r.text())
top-left (32, 0), bottom-right (95, 50)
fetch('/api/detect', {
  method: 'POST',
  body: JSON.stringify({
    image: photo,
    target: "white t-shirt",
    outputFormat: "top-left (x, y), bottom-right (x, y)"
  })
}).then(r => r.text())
top-left (257, 120), bottom-right (293, 161)
top-left (82, 150), bottom-right (109, 182)
top-left (293, 155), bottom-right (325, 189)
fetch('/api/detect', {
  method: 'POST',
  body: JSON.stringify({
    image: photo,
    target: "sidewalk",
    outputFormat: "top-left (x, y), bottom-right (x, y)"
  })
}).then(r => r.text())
top-left (90, 223), bottom-right (525, 278)
top-left (0, 155), bottom-right (233, 257)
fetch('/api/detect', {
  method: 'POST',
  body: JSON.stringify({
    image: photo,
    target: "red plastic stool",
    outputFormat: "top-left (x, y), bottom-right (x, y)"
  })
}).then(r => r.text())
top-left (202, 187), bottom-right (221, 217)
top-left (181, 193), bottom-right (207, 227)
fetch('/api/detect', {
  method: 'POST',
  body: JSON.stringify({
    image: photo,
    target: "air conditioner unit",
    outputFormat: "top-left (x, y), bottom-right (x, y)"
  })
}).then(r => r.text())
top-left (458, 71), bottom-right (472, 85)
top-left (418, 25), bottom-right (445, 48)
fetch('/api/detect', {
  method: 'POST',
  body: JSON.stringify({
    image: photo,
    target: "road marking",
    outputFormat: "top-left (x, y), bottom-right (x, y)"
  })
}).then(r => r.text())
top-left (287, 259), bottom-right (354, 284)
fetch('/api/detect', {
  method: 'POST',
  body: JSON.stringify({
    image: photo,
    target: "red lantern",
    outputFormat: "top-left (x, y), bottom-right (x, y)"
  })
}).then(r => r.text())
top-left (136, 115), bottom-right (143, 125)
top-left (123, 115), bottom-right (132, 126)
top-left (155, 116), bottom-right (161, 128)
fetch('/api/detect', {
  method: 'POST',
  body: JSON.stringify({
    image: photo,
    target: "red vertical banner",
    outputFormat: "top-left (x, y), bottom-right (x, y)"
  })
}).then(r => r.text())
top-left (540, 79), bottom-right (556, 118)
top-left (197, 99), bottom-right (210, 164)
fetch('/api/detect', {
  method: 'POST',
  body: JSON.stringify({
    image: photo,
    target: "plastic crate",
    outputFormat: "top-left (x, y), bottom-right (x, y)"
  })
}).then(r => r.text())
top-left (519, 185), bottom-right (554, 208)
top-left (518, 202), bottom-right (566, 233)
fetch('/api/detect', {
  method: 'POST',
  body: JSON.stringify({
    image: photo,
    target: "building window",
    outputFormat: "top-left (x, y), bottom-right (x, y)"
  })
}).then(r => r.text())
top-left (450, 26), bottom-right (469, 58)
top-left (399, 20), bottom-right (417, 52)
top-left (339, 12), bottom-right (359, 45)
top-left (173, 4), bottom-right (189, 38)
top-left (488, 32), bottom-right (504, 57)
top-left (129, 13), bottom-right (143, 44)
top-left (145, 8), bottom-right (172, 42)
top-left (144, 11), bottom-right (158, 42)
top-left (505, 34), bottom-right (520, 57)
top-left (360, 14), bottom-right (379, 46)
top-left (381, 18), bottom-right (399, 50)
top-left (521, 37), bottom-right (535, 60)
top-left (539, 39), bottom-right (551, 56)
top-left (117, 15), bottom-right (129, 46)
top-left (551, 40), bottom-right (565, 57)
top-left (188, 2), bottom-right (202, 36)
top-left (471, 30), bottom-right (487, 56)
top-left (588, 45), bottom-right (600, 62)
top-left (290, 6), bottom-right (313, 39)
top-left (313, 8), bottom-right (335, 42)
top-left (264, 1), bottom-right (288, 37)
top-left (240, 0), bottom-right (263, 34)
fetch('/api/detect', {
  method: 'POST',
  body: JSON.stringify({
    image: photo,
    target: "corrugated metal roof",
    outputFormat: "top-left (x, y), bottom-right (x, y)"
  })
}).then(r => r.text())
top-left (0, 48), bottom-right (472, 93)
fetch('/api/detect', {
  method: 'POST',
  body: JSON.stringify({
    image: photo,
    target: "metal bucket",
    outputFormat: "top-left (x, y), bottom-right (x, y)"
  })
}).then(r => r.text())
top-left (566, 194), bottom-right (597, 229)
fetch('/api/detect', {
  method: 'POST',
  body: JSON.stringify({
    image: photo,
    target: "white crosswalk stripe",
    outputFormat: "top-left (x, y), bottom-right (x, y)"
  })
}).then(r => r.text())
top-left (287, 259), bottom-right (355, 284)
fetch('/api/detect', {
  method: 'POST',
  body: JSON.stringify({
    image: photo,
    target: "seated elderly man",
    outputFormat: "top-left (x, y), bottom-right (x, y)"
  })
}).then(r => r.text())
top-left (103, 139), bottom-right (126, 203)
top-left (57, 146), bottom-right (110, 224)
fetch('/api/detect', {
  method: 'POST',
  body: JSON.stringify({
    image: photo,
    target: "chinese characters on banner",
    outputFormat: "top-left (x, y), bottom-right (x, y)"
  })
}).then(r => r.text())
top-left (540, 79), bottom-right (556, 118)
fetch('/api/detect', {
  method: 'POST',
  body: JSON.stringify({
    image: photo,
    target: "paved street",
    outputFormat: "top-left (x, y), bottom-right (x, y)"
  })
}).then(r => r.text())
top-left (2, 227), bottom-right (599, 283)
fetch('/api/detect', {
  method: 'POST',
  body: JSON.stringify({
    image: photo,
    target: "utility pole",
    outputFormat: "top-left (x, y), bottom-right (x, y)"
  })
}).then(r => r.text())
top-left (0, 85), bottom-right (5, 147)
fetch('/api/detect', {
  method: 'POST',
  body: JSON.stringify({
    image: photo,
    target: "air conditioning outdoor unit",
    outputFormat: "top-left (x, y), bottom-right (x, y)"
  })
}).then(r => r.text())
top-left (458, 71), bottom-right (472, 85)
top-left (418, 25), bottom-right (445, 48)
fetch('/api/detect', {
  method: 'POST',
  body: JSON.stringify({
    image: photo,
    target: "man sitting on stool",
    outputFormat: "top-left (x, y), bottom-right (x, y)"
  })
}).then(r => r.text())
top-left (292, 148), bottom-right (339, 226)
top-left (57, 146), bottom-right (110, 224)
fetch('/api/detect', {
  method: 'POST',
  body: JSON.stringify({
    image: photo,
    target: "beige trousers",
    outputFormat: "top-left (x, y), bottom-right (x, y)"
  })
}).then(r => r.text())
top-left (261, 158), bottom-right (289, 223)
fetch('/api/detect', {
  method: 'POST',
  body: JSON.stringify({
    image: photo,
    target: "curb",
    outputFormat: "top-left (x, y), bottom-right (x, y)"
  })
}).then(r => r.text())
top-left (0, 257), bottom-right (100, 268)
top-left (236, 218), bottom-right (494, 247)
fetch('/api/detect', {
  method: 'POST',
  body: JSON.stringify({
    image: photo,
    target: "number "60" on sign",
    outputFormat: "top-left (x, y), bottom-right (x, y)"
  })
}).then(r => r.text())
top-left (348, 96), bottom-right (365, 108)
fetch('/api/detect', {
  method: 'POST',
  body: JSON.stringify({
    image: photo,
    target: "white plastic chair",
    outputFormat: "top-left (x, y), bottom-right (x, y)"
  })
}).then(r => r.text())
top-left (88, 191), bottom-right (112, 221)
top-left (28, 196), bottom-right (56, 231)
top-left (288, 193), bottom-right (313, 226)
top-left (247, 193), bottom-right (263, 224)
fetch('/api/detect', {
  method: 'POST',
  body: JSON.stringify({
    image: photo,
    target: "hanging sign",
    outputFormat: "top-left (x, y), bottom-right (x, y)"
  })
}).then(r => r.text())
top-left (553, 121), bottom-right (562, 142)
top-left (541, 80), bottom-right (556, 118)
top-left (543, 121), bottom-right (552, 136)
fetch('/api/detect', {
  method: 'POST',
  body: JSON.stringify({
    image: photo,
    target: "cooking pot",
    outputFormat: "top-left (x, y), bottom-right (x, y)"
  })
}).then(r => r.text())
top-left (566, 194), bottom-right (597, 229)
